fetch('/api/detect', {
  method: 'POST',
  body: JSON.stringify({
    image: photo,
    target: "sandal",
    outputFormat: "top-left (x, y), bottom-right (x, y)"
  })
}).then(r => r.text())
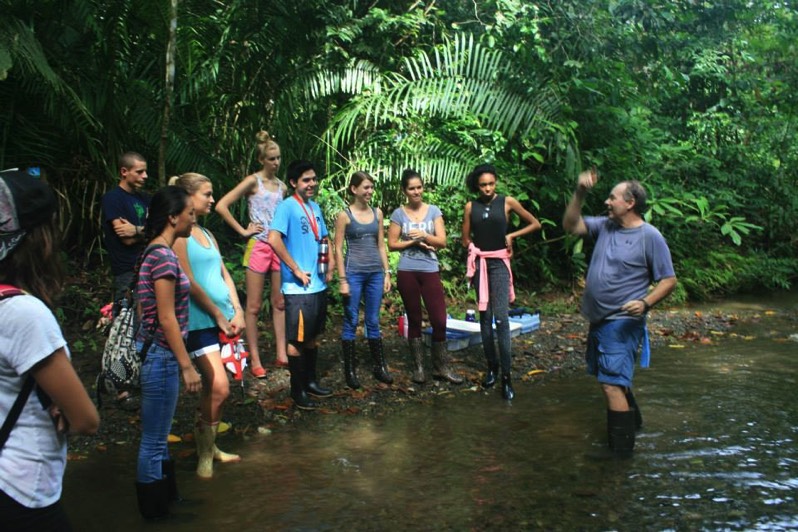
top-left (115, 392), bottom-right (139, 411)
top-left (274, 359), bottom-right (289, 368)
top-left (251, 366), bottom-right (267, 379)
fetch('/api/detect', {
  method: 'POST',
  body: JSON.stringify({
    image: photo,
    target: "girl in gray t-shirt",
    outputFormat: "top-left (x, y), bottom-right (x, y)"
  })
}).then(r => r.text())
top-left (387, 169), bottom-right (463, 385)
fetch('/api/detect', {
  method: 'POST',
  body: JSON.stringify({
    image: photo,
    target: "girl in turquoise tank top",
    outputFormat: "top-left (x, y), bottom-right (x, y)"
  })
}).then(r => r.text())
top-left (171, 173), bottom-right (245, 479)
top-left (215, 131), bottom-right (288, 376)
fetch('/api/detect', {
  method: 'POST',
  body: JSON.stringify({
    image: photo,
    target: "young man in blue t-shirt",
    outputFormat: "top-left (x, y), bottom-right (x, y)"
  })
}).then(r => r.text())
top-left (269, 160), bottom-right (334, 409)
top-left (101, 152), bottom-right (150, 306)
top-left (563, 168), bottom-right (677, 455)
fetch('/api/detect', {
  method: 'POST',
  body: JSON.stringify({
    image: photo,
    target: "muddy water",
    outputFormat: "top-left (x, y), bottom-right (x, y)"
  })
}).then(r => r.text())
top-left (63, 295), bottom-right (798, 530)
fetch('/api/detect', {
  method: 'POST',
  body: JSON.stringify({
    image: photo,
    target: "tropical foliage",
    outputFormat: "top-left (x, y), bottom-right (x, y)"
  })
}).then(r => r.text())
top-left (1, 0), bottom-right (796, 302)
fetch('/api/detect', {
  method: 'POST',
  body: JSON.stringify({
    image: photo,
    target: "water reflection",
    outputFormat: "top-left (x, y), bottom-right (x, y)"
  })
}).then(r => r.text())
top-left (63, 296), bottom-right (798, 530)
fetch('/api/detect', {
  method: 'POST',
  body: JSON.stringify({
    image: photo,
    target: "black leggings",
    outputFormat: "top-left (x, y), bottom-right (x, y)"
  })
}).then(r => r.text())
top-left (0, 489), bottom-right (73, 532)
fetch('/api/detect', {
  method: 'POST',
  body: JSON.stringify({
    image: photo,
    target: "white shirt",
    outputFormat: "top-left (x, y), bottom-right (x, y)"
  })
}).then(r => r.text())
top-left (0, 294), bottom-right (68, 508)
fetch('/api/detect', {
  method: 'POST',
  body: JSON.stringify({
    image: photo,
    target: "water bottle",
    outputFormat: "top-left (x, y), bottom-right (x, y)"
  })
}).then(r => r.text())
top-left (465, 309), bottom-right (476, 322)
top-left (317, 237), bottom-right (329, 275)
top-left (397, 313), bottom-right (408, 337)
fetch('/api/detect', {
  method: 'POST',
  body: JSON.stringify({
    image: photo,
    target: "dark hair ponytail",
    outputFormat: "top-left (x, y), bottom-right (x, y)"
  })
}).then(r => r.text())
top-left (143, 186), bottom-right (190, 242)
top-left (400, 169), bottom-right (421, 190)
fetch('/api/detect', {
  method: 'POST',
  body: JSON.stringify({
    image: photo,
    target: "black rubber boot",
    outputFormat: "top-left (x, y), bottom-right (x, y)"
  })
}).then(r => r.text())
top-left (482, 362), bottom-right (499, 388)
top-left (607, 410), bottom-right (636, 455)
top-left (625, 389), bottom-right (643, 430)
top-left (136, 479), bottom-right (170, 520)
top-left (288, 355), bottom-right (318, 410)
top-left (368, 337), bottom-right (394, 384)
top-left (341, 339), bottom-right (361, 389)
top-left (408, 337), bottom-right (426, 384)
top-left (501, 373), bottom-right (514, 400)
top-left (304, 347), bottom-right (332, 397)
top-left (161, 459), bottom-right (181, 503)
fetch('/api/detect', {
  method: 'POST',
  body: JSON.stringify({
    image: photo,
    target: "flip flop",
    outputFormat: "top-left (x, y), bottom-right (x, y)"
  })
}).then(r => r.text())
top-left (251, 366), bottom-right (267, 379)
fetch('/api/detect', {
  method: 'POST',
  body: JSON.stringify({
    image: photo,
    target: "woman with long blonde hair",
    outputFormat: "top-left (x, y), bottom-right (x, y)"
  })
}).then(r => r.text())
top-left (216, 131), bottom-right (288, 377)
top-left (170, 173), bottom-right (244, 479)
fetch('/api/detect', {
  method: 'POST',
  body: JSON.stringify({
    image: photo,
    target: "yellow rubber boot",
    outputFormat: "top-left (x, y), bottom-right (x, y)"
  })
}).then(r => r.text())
top-left (194, 421), bottom-right (216, 479)
top-left (213, 440), bottom-right (241, 463)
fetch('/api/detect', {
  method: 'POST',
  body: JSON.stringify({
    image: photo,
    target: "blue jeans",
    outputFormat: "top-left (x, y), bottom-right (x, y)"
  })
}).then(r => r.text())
top-left (136, 343), bottom-right (180, 483)
top-left (341, 271), bottom-right (384, 340)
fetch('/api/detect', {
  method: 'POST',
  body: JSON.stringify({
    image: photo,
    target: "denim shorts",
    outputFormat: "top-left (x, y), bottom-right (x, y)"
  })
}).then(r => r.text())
top-left (186, 327), bottom-right (220, 358)
top-left (586, 318), bottom-right (645, 387)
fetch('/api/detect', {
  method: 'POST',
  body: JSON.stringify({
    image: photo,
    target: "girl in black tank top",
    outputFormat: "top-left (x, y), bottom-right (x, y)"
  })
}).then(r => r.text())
top-left (461, 164), bottom-right (542, 401)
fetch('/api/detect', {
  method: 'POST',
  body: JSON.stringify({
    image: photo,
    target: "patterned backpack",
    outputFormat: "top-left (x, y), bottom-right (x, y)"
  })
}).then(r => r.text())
top-left (95, 244), bottom-right (165, 406)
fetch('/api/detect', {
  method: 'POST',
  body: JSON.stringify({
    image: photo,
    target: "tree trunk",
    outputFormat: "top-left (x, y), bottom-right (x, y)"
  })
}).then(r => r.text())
top-left (159, 0), bottom-right (178, 185)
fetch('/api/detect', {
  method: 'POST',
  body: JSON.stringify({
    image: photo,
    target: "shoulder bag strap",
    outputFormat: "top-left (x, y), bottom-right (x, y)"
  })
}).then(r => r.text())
top-left (134, 244), bottom-right (170, 359)
top-left (0, 376), bottom-right (35, 452)
top-left (0, 286), bottom-right (35, 452)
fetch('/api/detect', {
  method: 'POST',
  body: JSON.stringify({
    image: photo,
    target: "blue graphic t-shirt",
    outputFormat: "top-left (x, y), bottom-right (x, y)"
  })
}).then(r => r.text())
top-left (270, 196), bottom-right (329, 295)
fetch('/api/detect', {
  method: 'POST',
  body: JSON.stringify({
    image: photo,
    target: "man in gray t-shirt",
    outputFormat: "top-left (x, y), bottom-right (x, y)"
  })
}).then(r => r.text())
top-left (563, 169), bottom-right (677, 455)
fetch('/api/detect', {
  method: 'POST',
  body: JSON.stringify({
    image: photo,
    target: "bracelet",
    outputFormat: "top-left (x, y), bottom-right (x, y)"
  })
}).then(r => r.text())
top-left (384, 270), bottom-right (391, 275)
top-left (639, 299), bottom-right (651, 312)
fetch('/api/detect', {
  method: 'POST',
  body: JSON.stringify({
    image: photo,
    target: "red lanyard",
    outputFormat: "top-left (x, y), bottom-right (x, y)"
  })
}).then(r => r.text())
top-left (293, 194), bottom-right (319, 242)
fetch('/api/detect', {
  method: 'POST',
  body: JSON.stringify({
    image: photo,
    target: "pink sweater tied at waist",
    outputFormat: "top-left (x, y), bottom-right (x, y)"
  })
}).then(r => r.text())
top-left (466, 243), bottom-right (515, 312)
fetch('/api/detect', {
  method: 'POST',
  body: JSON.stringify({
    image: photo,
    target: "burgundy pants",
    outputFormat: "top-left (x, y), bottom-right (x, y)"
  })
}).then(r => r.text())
top-left (396, 270), bottom-right (448, 342)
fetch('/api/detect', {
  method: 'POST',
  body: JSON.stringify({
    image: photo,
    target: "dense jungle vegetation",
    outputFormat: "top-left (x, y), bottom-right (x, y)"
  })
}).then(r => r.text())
top-left (2, 0), bottom-right (797, 316)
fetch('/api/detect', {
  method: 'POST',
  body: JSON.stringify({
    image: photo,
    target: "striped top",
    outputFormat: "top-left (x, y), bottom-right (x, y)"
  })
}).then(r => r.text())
top-left (136, 245), bottom-right (190, 349)
top-left (344, 207), bottom-right (383, 273)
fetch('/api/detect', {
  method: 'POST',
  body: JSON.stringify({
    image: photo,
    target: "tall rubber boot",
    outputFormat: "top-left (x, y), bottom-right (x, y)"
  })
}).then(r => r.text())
top-left (161, 459), bottom-right (181, 503)
top-left (136, 479), bottom-right (170, 519)
top-left (408, 337), bottom-right (426, 384)
top-left (607, 409), bottom-right (636, 455)
top-left (194, 420), bottom-right (215, 479)
top-left (341, 339), bottom-right (361, 389)
top-left (194, 408), bottom-right (240, 463)
top-left (625, 389), bottom-right (643, 430)
top-left (368, 337), bottom-right (394, 384)
top-left (501, 373), bottom-right (514, 400)
top-left (304, 347), bottom-right (332, 397)
top-left (431, 341), bottom-right (464, 384)
top-left (482, 362), bottom-right (499, 388)
top-left (288, 355), bottom-right (318, 410)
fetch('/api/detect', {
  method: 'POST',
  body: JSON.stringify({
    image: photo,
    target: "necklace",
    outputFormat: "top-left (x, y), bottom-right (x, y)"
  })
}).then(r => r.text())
top-left (152, 234), bottom-right (171, 247)
top-left (478, 195), bottom-right (497, 221)
top-left (403, 203), bottom-right (427, 223)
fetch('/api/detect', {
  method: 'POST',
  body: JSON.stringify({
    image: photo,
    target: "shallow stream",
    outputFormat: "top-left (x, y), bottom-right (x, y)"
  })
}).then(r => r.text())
top-left (63, 294), bottom-right (798, 530)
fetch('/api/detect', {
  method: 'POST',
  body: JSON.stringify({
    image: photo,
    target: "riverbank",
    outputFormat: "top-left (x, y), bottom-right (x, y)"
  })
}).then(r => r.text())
top-left (66, 299), bottom-right (753, 459)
